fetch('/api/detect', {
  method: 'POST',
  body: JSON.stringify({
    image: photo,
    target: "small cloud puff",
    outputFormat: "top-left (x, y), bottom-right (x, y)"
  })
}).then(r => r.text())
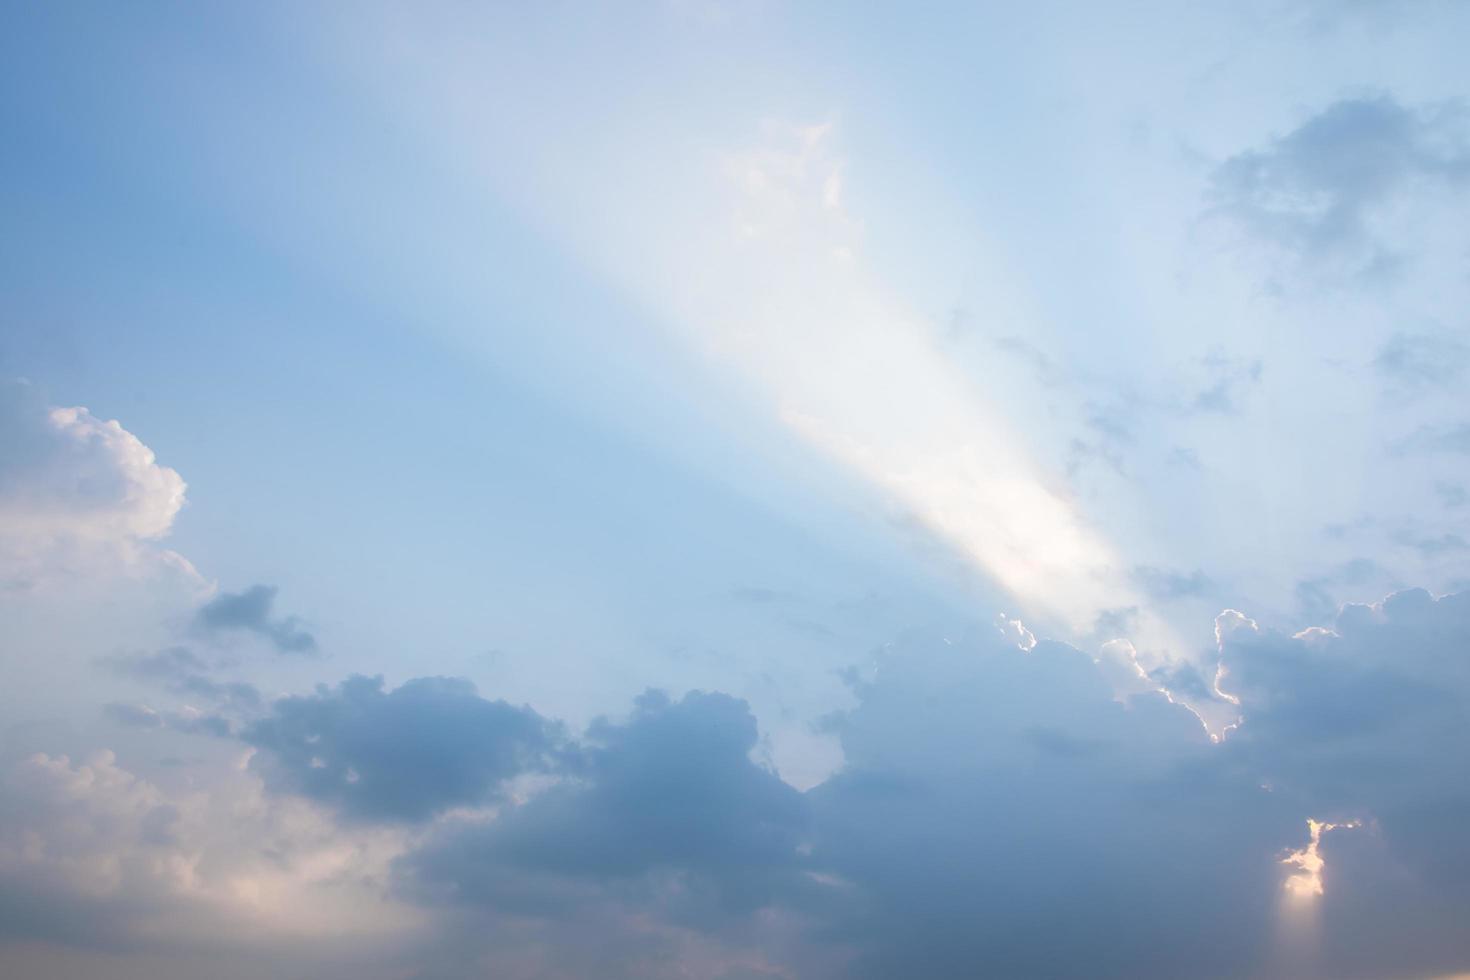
top-left (197, 584), bottom-right (317, 655)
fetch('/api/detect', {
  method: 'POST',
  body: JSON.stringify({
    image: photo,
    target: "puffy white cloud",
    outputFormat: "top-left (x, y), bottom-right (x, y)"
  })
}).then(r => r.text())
top-left (0, 380), bottom-right (195, 590)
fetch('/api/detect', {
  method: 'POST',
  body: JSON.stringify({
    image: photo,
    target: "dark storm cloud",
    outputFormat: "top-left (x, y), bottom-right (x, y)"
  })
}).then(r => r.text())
top-left (243, 674), bottom-right (559, 822)
top-left (197, 585), bottom-right (317, 655)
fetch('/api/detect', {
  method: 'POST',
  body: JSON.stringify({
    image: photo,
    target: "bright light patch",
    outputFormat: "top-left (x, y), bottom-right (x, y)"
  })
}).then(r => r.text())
top-left (1282, 818), bottom-right (1359, 898)
top-left (646, 122), bottom-right (1194, 667)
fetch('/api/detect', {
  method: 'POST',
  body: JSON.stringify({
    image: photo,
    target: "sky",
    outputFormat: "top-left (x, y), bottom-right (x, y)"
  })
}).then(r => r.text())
top-left (1, 1), bottom-right (1469, 977)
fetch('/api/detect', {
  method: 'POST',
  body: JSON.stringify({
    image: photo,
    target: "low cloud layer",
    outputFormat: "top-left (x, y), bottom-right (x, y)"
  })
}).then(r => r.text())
top-left (60, 589), bottom-right (1433, 978)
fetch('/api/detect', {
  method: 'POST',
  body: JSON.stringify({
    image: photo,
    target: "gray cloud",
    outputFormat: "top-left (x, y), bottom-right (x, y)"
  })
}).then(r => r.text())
top-left (1374, 331), bottom-right (1470, 396)
top-left (101, 647), bottom-right (210, 682)
top-left (1437, 482), bottom-right (1469, 508)
top-left (197, 585), bottom-right (317, 655)
top-left (389, 592), bottom-right (1470, 978)
top-left (400, 689), bottom-right (810, 921)
top-left (101, 702), bottom-right (166, 730)
top-left (1394, 528), bottom-right (1469, 558)
top-left (1392, 422), bottom-right (1470, 456)
top-left (1133, 564), bottom-right (1216, 600)
top-left (244, 675), bottom-right (559, 822)
top-left (100, 647), bottom-right (261, 714)
top-left (18, 591), bottom-right (1470, 978)
top-left (102, 701), bottom-right (232, 738)
top-left (802, 631), bottom-right (1290, 979)
top-left (1216, 590), bottom-right (1470, 977)
top-left (1210, 95), bottom-right (1470, 271)
top-left (1192, 352), bottom-right (1263, 414)
top-left (1294, 557), bottom-right (1396, 623)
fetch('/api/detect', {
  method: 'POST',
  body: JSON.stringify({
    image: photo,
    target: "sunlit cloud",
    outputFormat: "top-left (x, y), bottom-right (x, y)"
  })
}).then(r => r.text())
top-left (1282, 818), bottom-right (1359, 899)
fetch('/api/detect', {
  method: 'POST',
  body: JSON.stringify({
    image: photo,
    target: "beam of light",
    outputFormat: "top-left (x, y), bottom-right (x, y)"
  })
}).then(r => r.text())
top-left (641, 121), bottom-right (1192, 665)
top-left (303, 11), bottom-right (1203, 680)
top-left (1273, 816), bottom-right (1360, 975)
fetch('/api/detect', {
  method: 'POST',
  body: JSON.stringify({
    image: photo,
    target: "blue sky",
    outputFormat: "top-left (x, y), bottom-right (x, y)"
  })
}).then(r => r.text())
top-left (2, 2), bottom-right (1470, 978)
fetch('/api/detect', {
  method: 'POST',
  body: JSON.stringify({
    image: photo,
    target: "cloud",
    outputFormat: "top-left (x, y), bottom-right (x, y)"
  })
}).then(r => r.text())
top-left (100, 647), bottom-right (262, 715)
top-left (1216, 589), bottom-right (1470, 977)
top-left (197, 585), bottom-right (318, 654)
top-left (1392, 422), bottom-right (1470, 456)
top-left (15, 593), bottom-right (1470, 978)
top-left (1393, 529), bottom-right (1469, 558)
top-left (1133, 564), bottom-right (1216, 600)
top-left (1294, 557), bottom-right (1398, 623)
top-left (1191, 352), bottom-right (1263, 414)
top-left (244, 675), bottom-right (560, 822)
top-left (0, 379), bottom-right (193, 589)
top-left (801, 628), bottom-right (1290, 979)
top-left (400, 690), bottom-right (810, 917)
top-left (1210, 95), bottom-right (1470, 274)
top-left (0, 750), bottom-right (190, 948)
top-left (1374, 331), bottom-right (1470, 396)
top-left (386, 593), bottom-right (1470, 978)
top-left (1437, 482), bottom-right (1469, 508)
top-left (101, 702), bottom-right (167, 730)
top-left (0, 749), bottom-right (422, 962)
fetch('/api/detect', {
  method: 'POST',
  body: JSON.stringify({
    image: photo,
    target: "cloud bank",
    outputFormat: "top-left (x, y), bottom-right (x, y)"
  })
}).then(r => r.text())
top-left (5, 588), bottom-right (1430, 979)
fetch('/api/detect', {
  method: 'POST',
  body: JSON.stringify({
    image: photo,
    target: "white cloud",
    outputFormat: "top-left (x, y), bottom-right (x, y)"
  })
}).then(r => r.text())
top-left (0, 748), bottom-right (422, 953)
top-left (0, 380), bottom-right (199, 591)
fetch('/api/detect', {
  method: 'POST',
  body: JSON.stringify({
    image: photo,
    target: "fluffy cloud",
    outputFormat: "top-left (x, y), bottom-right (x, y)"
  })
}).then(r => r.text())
top-left (400, 690), bottom-right (810, 915)
top-left (0, 379), bottom-right (193, 589)
top-left (244, 675), bottom-right (560, 822)
top-left (394, 689), bottom-right (820, 980)
top-left (0, 748), bottom-right (423, 970)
